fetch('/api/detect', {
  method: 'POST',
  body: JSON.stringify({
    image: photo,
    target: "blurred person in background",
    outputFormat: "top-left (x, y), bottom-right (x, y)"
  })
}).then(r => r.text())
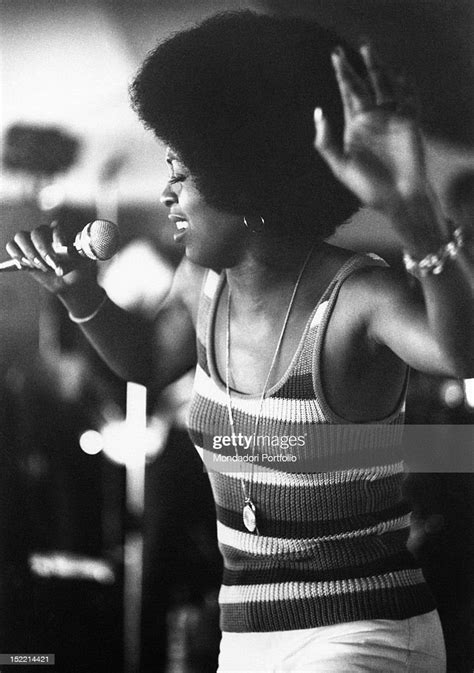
top-left (6, 11), bottom-right (474, 672)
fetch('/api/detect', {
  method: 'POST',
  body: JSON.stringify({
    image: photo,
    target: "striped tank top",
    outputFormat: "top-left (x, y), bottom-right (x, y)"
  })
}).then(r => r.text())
top-left (188, 253), bottom-right (435, 633)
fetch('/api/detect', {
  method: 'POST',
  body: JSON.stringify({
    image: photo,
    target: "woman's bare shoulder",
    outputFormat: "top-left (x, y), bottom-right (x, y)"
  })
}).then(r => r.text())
top-left (319, 244), bottom-right (414, 333)
top-left (322, 243), bottom-right (403, 290)
top-left (334, 253), bottom-right (416, 338)
top-left (305, 242), bottom-right (359, 298)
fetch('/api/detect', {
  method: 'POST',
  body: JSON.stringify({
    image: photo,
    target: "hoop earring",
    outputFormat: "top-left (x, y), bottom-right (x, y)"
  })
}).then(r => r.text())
top-left (243, 215), bottom-right (266, 234)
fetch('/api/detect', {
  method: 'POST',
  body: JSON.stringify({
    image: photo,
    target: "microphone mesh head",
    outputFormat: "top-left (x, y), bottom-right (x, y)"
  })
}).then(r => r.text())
top-left (87, 220), bottom-right (121, 260)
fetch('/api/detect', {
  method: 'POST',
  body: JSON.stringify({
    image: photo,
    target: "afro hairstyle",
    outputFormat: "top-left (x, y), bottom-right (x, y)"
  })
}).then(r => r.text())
top-left (130, 11), bottom-right (361, 239)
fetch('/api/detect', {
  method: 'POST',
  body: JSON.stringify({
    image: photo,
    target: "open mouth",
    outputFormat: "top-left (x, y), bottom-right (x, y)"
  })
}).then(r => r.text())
top-left (172, 219), bottom-right (189, 243)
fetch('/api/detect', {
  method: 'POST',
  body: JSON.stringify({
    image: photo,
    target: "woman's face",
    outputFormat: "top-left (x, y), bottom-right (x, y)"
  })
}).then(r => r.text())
top-left (160, 147), bottom-right (247, 268)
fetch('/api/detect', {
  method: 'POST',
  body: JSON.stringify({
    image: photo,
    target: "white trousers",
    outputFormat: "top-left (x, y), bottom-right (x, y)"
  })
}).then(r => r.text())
top-left (217, 610), bottom-right (446, 672)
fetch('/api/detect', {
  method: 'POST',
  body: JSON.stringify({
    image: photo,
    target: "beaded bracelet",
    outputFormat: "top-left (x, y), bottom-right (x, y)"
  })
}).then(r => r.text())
top-left (402, 226), bottom-right (465, 278)
top-left (68, 292), bottom-right (108, 324)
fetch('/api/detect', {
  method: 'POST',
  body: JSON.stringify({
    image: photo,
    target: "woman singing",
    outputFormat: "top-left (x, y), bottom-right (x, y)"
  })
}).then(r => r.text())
top-left (7, 11), bottom-right (472, 672)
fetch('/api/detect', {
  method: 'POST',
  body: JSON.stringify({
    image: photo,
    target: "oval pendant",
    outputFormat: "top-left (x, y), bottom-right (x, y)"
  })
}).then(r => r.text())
top-left (243, 501), bottom-right (257, 533)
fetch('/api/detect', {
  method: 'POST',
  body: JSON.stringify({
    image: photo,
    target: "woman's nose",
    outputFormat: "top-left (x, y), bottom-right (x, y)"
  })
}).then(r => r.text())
top-left (160, 181), bottom-right (177, 207)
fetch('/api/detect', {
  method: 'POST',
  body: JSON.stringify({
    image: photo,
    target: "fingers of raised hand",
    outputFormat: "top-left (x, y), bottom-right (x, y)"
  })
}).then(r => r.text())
top-left (359, 43), bottom-right (420, 118)
top-left (359, 43), bottom-right (395, 107)
top-left (314, 107), bottom-right (346, 178)
top-left (331, 47), bottom-right (371, 119)
top-left (332, 42), bottom-right (420, 123)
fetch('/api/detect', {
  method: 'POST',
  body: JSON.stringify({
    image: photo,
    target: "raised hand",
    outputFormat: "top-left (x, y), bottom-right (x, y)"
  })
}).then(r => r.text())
top-left (314, 43), bottom-right (427, 217)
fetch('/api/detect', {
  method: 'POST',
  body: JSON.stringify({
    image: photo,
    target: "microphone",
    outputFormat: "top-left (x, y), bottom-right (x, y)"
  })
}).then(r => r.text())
top-left (0, 219), bottom-right (121, 272)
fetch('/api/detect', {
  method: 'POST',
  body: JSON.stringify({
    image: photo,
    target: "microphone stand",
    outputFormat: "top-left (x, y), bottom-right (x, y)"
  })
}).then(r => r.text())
top-left (95, 157), bottom-right (145, 672)
top-left (123, 382), bottom-right (147, 673)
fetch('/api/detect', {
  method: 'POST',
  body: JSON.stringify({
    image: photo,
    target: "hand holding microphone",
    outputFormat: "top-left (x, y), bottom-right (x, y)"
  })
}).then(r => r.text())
top-left (3, 219), bottom-right (120, 293)
top-left (3, 219), bottom-right (120, 271)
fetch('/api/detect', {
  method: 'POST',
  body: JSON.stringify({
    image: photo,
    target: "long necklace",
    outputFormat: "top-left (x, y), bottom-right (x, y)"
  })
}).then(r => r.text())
top-left (225, 246), bottom-right (315, 534)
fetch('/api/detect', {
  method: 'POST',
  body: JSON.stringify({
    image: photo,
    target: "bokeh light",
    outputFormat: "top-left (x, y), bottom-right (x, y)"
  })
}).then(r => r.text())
top-left (79, 429), bottom-right (104, 455)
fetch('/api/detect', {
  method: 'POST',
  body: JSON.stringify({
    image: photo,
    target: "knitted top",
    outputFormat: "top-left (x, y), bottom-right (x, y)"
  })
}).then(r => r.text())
top-left (188, 253), bottom-right (435, 633)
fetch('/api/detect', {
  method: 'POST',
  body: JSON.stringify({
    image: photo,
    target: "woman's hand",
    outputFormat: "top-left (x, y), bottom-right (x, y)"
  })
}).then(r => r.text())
top-left (314, 43), bottom-right (428, 218)
top-left (5, 220), bottom-right (96, 295)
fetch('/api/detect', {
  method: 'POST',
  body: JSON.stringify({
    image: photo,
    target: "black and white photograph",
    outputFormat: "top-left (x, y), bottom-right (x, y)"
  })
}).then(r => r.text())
top-left (0, 1), bottom-right (473, 671)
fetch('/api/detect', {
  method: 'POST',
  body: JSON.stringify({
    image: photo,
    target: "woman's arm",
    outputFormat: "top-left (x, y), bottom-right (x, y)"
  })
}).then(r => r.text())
top-left (6, 224), bottom-right (202, 389)
top-left (364, 197), bottom-right (474, 378)
top-left (57, 262), bottom-right (199, 388)
top-left (314, 43), bottom-right (474, 378)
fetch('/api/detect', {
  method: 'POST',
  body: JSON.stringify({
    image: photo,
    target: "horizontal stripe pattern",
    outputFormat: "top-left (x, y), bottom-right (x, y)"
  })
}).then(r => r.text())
top-left (219, 527), bottom-right (412, 570)
top-left (220, 584), bottom-right (436, 632)
top-left (209, 466), bottom-right (406, 518)
top-left (188, 262), bottom-right (434, 632)
top-left (219, 568), bottom-right (426, 604)
top-left (208, 458), bottom-right (406, 487)
top-left (192, 365), bottom-right (327, 424)
top-left (221, 549), bottom-right (419, 586)
top-left (216, 517), bottom-right (412, 555)
top-left (215, 500), bottom-right (412, 538)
